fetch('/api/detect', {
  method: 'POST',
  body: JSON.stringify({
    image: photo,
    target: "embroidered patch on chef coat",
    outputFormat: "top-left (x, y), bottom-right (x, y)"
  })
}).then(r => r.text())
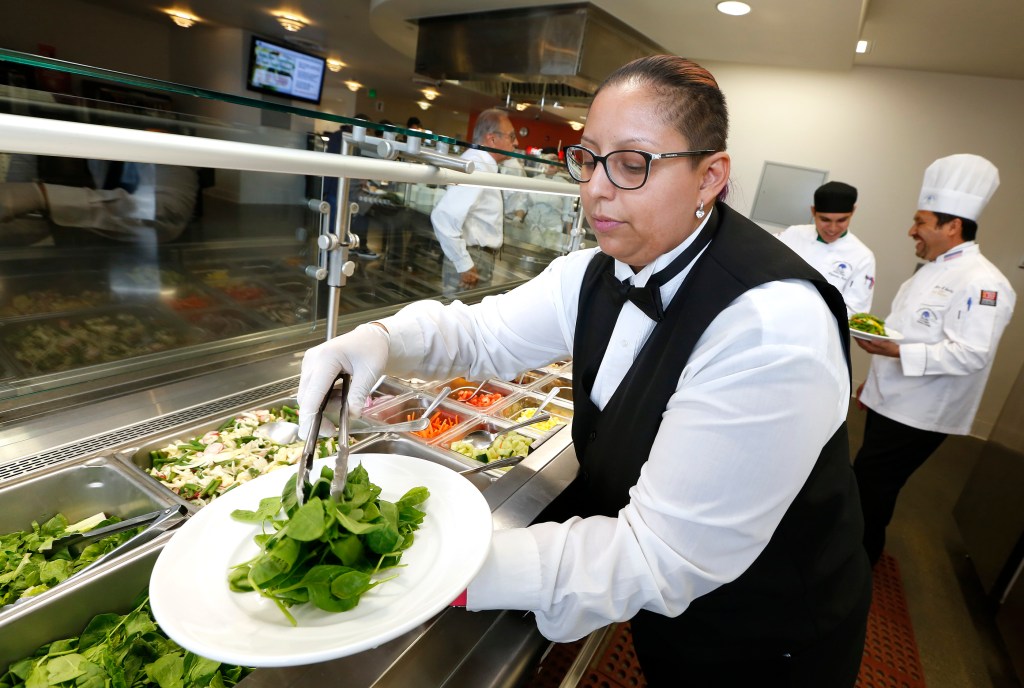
top-left (916, 308), bottom-right (939, 326)
top-left (829, 261), bottom-right (853, 280)
top-left (980, 290), bottom-right (998, 306)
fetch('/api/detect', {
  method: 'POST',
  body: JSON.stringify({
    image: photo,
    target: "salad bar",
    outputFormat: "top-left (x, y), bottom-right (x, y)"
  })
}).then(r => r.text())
top-left (0, 356), bottom-right (578, 686)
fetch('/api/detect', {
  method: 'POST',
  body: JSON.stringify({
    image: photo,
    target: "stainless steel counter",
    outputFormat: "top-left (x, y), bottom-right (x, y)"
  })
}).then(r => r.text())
top-left (0, 349), bottom-right (580, 687)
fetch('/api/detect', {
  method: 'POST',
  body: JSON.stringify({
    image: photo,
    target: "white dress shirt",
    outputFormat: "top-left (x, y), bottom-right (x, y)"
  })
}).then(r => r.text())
top-left (860, 241), bottom-right (1015, 435)
top-left (775, 224), bottom-right (876, 316)
top-left (430, 149), bottom-right (503, 273)
top-left (380, 212), bottom-right (850, 642)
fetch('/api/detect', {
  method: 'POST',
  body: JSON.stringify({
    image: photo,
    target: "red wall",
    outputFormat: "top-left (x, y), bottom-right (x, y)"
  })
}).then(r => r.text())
top-left (466, 112), bottom-right (581, 154)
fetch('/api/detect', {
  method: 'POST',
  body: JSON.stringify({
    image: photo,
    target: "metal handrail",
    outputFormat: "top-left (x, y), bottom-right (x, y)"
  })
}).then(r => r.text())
top-left (0, 113), bottom-right (580, 197)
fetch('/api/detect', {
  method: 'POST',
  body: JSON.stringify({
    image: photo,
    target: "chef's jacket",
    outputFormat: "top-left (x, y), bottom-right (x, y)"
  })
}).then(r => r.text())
top-left (860, 241), bottom-right (1015, 435)
top-left (379, 216), bottom-right (849, 641)
top-left (430, 149), bottom-right (503, 273)
top-left (775, 224), bottom-right (876, 316)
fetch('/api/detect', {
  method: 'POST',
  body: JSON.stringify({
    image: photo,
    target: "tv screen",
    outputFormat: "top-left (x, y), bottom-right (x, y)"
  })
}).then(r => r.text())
top-left (246, 36), bottom-right (325, 105)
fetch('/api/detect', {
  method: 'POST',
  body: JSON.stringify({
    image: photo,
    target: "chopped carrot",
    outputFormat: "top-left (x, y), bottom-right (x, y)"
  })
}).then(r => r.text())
top-left (408, 410), bottom-right (460, 439)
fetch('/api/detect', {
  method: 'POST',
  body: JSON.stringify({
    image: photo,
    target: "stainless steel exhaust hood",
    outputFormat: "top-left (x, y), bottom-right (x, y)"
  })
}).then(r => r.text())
top-left (414, 3), bottom-right (665, 108)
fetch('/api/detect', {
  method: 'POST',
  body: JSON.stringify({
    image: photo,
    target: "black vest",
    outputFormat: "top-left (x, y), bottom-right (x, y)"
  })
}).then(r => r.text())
top-left (545, 202), bottom-right (870, 658)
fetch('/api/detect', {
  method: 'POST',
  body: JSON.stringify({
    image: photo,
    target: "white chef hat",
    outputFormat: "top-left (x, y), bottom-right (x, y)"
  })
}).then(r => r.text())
top-left (918, 154), bottom-right (1000, 221)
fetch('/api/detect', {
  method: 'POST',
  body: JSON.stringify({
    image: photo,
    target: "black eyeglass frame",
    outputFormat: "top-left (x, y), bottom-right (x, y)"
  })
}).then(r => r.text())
top-left (564, 144), bottom-right (718, 190)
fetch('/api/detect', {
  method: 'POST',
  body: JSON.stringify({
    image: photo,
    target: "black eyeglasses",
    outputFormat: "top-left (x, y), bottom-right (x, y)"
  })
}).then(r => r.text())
top-left (564, 144), bottom-right (717, 190)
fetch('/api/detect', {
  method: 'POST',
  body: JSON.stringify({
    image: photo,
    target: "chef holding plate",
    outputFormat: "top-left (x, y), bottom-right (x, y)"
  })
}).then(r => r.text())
top-left (853, 153), bottom-right (1015, 566)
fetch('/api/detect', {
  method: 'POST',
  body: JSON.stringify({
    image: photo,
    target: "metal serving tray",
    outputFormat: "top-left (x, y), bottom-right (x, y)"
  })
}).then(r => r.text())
top-left (0, 271), bottom-right (115, 319)
top-left (364, 393), bottom-right (473, 441)
top-left (117, 396), bottom-right (376, 509)
top-left (177, 306), bottom-right (269, 339)
top-left (532, 374), bottom-right (574, 403)
top-left (432, 377), bottom-right (519, 415)
top-left (505, 369), bottom-right (552, 388)
top-left (0, 304), bottom-right (205, 376)
top-left (0, 541), bottom-right (164, 672)
top-left (496, 392), bottom-right (575, 434)
top-left (0, 454), bottom-right (183, 535)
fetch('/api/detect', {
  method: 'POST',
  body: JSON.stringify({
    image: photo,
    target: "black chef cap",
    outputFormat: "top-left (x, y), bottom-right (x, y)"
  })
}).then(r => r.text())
top-left (814, 181), bottom-right (858, 213)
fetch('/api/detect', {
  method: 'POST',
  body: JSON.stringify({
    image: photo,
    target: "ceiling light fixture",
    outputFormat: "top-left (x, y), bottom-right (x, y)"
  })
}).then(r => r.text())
top-left (514, 102), bottom-right (530, 111)
top-left (343, 80), bottom-right (363, 92)
top-left (421, 88), bottom-right (439, 101)
top-left (569, 121), bottom-right (584, 131)
top-left (417, 100), bottom-right (431, 111)
top-left (326, 58), bottom-right (345, 72)
top-left (716, 1), bottom-right (751, 16)
top-left (165, 10), bottom-right (198, 28)
top-left (855, 40), bottom-right (872, 54)
top-left (274, 12), bottom-right (308, 32)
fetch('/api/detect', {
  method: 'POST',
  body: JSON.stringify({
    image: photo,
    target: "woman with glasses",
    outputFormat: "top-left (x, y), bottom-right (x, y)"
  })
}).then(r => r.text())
top-left (297, 55), bottom-right (870, 687)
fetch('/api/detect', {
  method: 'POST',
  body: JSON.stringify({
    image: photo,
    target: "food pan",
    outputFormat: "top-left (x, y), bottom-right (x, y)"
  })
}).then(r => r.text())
top-left (0, 271), bottom-right (114, 319)
top-left (178, 307), bottom-right (268, 339)
top-left (364, 393), bottom-right (472, 443)
top-left (0, 542), bottom-right (164, 672)
top-left (497, 393), bottom-right (574, 436)
top-left (435, 417), bottom-right (542, 472)
top-left (432, 377), bottom-right (518, 415)
top-left (532, 375), bottom-right (574, 403)
top-left (0, 455), bottom-right (184, 537)
top-left (0, 304), bottom-right (204, 376)
top-left (505, 369), bottom-right (552, 388)
top-left (352, 435), bottom-right (494, 491)
top-left (118, 397), bottom-right (375, 509)
top-left (250, 299), bottom-right (313, 327)
top-left (190, 268), bottom-right (283, 304)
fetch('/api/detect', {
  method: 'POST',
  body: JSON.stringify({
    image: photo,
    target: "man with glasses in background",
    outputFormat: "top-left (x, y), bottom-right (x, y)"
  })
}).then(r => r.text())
top-left (431, 109), bottom-right (518, 292)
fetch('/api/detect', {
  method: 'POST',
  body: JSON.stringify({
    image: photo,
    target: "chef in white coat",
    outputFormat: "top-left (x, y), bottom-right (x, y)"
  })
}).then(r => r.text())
top-left (430, 109), bottom-right (518, 292)
top-left (775, 181), bottom-right (876, 316)
top-left (854, 153), bottom-right (1015, 565)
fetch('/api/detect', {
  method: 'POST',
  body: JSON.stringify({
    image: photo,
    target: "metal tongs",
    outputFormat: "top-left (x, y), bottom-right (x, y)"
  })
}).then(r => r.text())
top-left (295, 376), bottom-right (451, 505)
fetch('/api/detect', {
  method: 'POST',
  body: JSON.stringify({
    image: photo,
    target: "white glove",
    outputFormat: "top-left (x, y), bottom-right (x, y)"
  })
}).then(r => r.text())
top-left (0, 182), bottom-right (46, 221)
top-left (297, 323), bottom-right (390, 439)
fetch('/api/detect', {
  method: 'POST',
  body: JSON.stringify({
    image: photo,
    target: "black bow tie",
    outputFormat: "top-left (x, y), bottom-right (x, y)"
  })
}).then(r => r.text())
top-left (604, 272), bottom-right (666, 321)
top-left (602, 217), bottom-right (717, 322)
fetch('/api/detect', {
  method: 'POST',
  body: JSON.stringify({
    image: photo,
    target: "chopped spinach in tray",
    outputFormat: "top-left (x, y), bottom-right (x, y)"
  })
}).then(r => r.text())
top-left (0, 513), bottom-right (141, 609)
top-left (147, 406), bottom-right (350, 507)
top-left (0, 595), bottom-right (252, 687)
top-left (3, 312), bottom-right (196, 375)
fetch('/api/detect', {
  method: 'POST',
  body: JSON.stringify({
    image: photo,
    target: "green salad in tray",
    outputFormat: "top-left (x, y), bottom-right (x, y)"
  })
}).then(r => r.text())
top-left (849, 312), bottom-right (887, 336)
top-left (0, 594), bottom-right (252, 688)
top-left (0, 513), bottom-right (141, 610)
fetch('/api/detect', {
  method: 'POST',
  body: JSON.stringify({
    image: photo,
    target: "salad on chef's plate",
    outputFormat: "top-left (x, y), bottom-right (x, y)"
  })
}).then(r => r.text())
top-left (849, 312), bottom-right (887, 336)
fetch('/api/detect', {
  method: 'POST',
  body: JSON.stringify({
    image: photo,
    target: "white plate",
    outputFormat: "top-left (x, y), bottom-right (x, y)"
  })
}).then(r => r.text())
top-left (850, 326), bottom-right (904, 343)
top-left (149, 454), bottom-right (492, 668)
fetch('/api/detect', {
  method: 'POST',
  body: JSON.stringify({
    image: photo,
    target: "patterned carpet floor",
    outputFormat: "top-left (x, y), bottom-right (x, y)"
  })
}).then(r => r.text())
top-left (530, 552), bottom-right (926, 688)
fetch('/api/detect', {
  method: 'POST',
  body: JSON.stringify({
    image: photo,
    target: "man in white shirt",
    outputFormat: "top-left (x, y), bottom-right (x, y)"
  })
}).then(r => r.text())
top-left (854, 154), bottom-right (1015, 565)
top-left (775, 181), bottom-right (876, 316)
top-left (430, 109), bottom-right (518, 292)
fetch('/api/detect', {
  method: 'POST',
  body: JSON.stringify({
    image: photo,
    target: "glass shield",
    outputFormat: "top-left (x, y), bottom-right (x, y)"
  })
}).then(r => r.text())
top-left (0, 49), bottom-right (582, 409)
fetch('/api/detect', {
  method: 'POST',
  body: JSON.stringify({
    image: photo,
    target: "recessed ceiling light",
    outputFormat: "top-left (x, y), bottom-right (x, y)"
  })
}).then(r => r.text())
top-left (326, 58), bottom-right (345, 72)
top-left (855, 40), bottom-right (871, 54)
top-left (421, 88), bottom-right (439, 101)
top-left (165, 10), bottom-right (198, 28)
top-left (569, 121), bottom-right (584, 131)
top-left (717, 1), bottom-right (751, 16)
top-left (343, 80), bottom-right (362, 92)
top-left (274, 12), bottom-right (308, 32)
top-left (417, 101), bottom-right (431, 111)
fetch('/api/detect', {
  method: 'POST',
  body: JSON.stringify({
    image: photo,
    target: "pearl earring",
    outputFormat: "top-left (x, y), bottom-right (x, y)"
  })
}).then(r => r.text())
top-left (695, 199), bottom-right (705, 219)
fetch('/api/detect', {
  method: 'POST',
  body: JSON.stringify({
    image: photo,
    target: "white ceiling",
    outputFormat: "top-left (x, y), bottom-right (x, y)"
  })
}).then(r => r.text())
top-left (80, 0), bottom-right (1024, 125)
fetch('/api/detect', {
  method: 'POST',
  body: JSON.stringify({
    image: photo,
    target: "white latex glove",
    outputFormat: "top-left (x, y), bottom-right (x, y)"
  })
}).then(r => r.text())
top-left (0, 182), bottom-right (46, 221)
top-left (297, 323), bottom-right (390, 439)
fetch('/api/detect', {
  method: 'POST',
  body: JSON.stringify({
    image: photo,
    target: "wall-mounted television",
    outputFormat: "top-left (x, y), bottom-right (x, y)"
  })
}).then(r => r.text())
top-left (246, 35), bottom-right (326, 105)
